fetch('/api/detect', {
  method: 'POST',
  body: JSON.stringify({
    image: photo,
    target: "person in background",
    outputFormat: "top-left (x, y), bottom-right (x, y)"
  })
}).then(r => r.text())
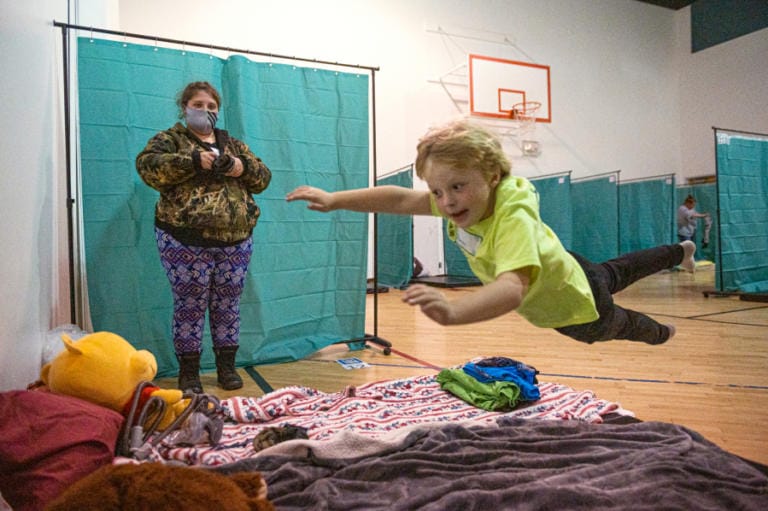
top-left (677, 194), bottom-right (710, 245)
top-left (136, 81), bottom-right (271, 393)
top-left (287, 119), bottom-right (696, 345)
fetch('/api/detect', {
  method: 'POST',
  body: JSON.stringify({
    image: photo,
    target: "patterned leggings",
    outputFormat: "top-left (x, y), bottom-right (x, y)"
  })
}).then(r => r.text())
top-left (155, 227), bottom-right (253, 355)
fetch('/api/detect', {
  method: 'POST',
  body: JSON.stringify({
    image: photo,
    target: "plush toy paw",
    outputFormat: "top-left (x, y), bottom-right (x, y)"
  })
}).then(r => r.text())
top-left (125, 384), bottom-right (191, 431)
top-left (149, 388), bottom-right (189, 430)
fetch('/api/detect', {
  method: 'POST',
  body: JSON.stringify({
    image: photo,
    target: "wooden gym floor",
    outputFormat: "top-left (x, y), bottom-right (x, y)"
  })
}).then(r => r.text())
top-left (157, 264), bottom-right (768, 465)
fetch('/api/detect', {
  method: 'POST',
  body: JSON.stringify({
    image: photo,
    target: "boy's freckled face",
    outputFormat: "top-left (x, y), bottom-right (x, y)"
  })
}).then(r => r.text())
top-left (423, 158), bottom-right (500, 228)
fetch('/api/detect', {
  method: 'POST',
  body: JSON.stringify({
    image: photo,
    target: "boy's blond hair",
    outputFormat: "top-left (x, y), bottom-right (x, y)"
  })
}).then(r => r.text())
top-left (414, 119), bottom-right (511, 181)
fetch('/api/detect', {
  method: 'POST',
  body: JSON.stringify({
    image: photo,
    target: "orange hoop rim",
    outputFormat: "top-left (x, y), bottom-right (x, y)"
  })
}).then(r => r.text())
top-left (510, 101), bottom-right (542, 120)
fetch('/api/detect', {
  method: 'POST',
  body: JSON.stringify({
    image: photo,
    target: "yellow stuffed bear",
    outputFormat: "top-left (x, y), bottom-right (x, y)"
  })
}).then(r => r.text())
top-left (40, 331), bottom-right (188, 430)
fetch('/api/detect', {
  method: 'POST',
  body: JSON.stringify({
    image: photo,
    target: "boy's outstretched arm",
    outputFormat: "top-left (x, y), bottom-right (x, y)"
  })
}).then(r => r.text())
top-left (286, 185), bottom-right (432, 215)
top-left (403, 270), bottom-right (530, 325)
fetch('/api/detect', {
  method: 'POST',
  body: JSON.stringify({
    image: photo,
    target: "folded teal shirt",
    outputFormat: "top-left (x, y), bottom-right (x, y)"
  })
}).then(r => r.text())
top-left (436, 368), bottom-right (522, 411)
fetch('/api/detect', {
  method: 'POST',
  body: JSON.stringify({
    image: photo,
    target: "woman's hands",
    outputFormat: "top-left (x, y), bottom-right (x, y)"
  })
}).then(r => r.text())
top-left (199, 151), bottom-right (244, 177)
top-left (228, 157), bottom-right (244, 177)
top-left (198, 150), bottom-right (217, 170)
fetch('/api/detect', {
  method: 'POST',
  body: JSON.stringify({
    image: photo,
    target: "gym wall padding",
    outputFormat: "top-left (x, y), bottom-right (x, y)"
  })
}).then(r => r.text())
top-left (530, 173), bottom-right (573, 250)
top-left (571, 175), bottom-right (619, 263)
top-left (78, 38), bottom-right (370, 376)
top-left (713, 132), bottom-right (768, 293)
top-left (619, 177), bottom-right (675, 254)
top-left (691, 0), bottom-right (768, 53)
top-left (376, 168), bottom-right (414, 288)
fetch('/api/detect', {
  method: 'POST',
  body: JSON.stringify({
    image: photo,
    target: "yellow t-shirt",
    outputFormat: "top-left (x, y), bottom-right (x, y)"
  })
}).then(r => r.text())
top-left (434, 176), bottom-right (598, 328)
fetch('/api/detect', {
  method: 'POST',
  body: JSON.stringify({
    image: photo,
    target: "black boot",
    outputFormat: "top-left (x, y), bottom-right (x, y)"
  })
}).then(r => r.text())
top-left (214, 345), bottom-right (243, 390)
top-left (177, 352), bottom-right (204, 394)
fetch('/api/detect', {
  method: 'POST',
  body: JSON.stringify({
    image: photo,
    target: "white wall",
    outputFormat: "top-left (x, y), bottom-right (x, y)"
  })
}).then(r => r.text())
top-left (0, 0), bottom-right (68, 391)
top-left (1, 0), bottom-right (766, 390)
top-left (114, 0), bottom-right (685, 181)
top-left (114, 0), bottom-right (684, 274)
top-left (675, 9), bottom-right (768, 179)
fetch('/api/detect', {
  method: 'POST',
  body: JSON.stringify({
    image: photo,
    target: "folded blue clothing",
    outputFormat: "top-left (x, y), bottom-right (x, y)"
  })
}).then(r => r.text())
top-left (463, 359), bottom-right (540, 401)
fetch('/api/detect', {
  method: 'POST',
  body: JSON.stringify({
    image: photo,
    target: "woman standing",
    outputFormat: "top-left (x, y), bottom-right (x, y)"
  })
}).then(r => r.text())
top-left (136, 81), bottom-right (271, 393)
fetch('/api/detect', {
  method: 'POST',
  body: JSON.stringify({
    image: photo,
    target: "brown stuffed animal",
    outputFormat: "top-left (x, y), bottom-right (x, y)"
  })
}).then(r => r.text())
top-left (44, 462), bottom-right (274, 511)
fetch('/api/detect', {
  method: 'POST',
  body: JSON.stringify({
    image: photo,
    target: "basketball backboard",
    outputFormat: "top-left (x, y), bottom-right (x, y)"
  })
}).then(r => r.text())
top-left (468, 54), bottom-right (551, 122)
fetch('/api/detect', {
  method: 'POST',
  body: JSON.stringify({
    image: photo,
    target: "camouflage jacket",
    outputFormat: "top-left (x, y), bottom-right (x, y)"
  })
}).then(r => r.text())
top-left (136, 123), bottom-right (271, 244)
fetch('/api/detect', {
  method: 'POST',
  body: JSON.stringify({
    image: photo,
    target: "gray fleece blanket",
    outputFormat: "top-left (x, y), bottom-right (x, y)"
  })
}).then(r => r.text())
top-left (216, 418), bottom-right (768, 510)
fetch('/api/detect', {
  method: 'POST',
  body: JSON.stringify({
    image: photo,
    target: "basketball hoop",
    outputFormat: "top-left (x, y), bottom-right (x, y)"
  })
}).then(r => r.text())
top-left (509, 101), bottom-right (542, 157)
top-left (509, 101), bottom-right (541, 134)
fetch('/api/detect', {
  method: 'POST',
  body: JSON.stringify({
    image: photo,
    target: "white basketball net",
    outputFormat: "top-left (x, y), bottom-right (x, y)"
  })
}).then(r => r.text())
top-left (510, 101), bottom-right (541, 137)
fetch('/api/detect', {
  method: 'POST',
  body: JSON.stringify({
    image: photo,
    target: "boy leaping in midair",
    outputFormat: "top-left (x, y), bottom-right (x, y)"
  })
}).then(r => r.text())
top-left (286, 119), bottom-right (695, 345)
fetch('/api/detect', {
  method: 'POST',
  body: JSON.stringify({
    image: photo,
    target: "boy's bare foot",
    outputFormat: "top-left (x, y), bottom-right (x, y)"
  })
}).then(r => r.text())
top-left (680, 241), bottom-right (696, 273)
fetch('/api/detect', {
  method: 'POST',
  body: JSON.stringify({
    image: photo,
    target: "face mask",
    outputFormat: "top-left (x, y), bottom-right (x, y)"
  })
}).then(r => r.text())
top-left (184, 107), bottom-right (218, 135)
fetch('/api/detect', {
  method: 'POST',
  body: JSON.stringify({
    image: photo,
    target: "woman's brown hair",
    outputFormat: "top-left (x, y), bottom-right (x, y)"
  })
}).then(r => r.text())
top-left (177, 81), bottom-right (221, 118)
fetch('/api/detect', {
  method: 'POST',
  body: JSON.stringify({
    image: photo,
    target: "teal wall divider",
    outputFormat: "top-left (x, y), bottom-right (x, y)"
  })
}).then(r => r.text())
top-left (619, 176), bottom-right (675, 254)
top-left (530, 172), bottom-right (573, 250)
top-left (713, 131), bottom-right (768, 292)
top-left (571, 174), bottom-right (619, 263)
top-left (376, 167), bottom-right (414, 288)
top-left (78, 38), bottom-right (370, 376)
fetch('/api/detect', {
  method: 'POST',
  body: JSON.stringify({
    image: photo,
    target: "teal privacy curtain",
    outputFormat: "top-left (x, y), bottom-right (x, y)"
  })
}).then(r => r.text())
top-left (376, 167), bottom-right (413, 288)
top-left (676, 183), bottom-right (717, 262)
top-left (530, 172), bottom-right (573, 250)
top-left (78, 38), bottom-right (370, 376)
top-left (619, 176), bottom-right (675, 254)
top-left (713, 131), bottom-right (768, 292)
top-left (571, 174), bottom-right (619, 262)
